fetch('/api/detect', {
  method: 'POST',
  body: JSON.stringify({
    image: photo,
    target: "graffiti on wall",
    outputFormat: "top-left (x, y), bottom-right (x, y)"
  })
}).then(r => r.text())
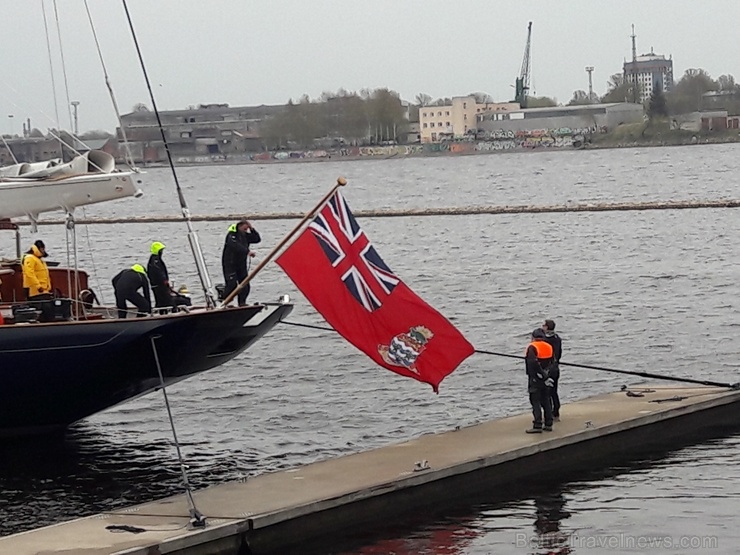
top-left (170, 127), bottom-right (605, 164)
top-left (472, 126), bottom-right (608, 151)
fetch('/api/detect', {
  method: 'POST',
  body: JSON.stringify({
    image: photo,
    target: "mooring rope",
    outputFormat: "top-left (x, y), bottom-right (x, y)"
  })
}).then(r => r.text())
top-left (19, 198), bottom-right (740, 226)
top-left (278, 321), bottom-right (740, 389)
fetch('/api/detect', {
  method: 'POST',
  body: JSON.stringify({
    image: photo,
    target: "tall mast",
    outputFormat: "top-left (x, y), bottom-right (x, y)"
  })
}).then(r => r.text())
top-left (630, 24), bottom-right (639, 103)
top-left (122, 1), bottom-right (216, 308)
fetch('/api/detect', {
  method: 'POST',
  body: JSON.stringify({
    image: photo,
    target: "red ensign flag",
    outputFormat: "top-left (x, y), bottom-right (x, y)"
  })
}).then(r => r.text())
top-left (276, 191), bottom-right (474, 392)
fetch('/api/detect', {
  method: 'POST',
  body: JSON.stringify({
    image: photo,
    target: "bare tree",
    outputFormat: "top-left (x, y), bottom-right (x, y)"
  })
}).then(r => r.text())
top-left (601, 73), bottom-right (636, 104)
top-left (527, 96), bottom-right (558, 108)
top-left (415, 93), bottom-right (432, 106)
top-left (568, 90), bottom-right (591, 106)
top-left (717, 74), bottom-right (738, 92)
top-left (469, 91), bottom-right (494, 104)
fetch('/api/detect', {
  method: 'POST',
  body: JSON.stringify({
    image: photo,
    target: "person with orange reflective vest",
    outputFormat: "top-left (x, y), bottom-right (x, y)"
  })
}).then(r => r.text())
top-left (525, 328), bottom-right (555, 433)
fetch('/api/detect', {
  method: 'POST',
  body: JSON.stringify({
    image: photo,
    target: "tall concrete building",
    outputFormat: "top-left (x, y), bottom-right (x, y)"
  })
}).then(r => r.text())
top-left (623, 26), bottom-right (673, 104)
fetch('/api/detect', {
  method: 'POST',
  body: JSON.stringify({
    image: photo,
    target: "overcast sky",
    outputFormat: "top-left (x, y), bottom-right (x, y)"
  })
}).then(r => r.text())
top-left (2, 0), bottom-right (739, 134)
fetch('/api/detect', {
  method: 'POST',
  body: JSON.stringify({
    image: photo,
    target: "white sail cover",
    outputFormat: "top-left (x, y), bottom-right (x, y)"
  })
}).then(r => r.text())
top-left (0, 150), bottom-right (143, 220)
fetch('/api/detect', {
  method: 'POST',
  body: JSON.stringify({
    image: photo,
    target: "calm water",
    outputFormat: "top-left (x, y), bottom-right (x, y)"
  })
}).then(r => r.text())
top-left (1, 145), bottom-right (740, 553)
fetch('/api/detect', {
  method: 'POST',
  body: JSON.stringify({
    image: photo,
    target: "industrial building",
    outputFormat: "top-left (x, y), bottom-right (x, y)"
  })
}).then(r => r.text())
top-left (476, 103), bottom-right (645, 137)
top-left (117, 103), bottom-right (284, 163)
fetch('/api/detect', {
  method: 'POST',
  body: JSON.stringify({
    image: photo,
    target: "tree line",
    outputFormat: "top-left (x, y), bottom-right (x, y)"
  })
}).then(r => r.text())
top-left (570, 68), bottom-right (740, 119)
top-left (259, 88), bottom-right (408, 150)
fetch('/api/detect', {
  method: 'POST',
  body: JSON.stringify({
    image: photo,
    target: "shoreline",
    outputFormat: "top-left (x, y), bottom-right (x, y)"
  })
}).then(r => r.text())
top-left (136, 135), bottom-right (740, 169)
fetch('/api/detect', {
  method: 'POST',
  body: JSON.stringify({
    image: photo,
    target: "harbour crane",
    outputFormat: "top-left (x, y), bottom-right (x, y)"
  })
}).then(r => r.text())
top-left (514, 21), bottom-right (532, 108)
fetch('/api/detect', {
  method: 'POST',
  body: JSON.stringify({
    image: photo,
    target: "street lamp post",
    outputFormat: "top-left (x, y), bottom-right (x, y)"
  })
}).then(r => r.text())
top-left (7, 114), bottom-right (14, 136)
top-left (71, 101), bottom-right (80, 135)
top-left (585, 66), bottom-right (595, 101)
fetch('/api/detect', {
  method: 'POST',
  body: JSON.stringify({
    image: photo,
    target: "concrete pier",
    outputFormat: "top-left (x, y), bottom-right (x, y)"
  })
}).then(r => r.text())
top-left (2, 385), bottom-right (739, 555)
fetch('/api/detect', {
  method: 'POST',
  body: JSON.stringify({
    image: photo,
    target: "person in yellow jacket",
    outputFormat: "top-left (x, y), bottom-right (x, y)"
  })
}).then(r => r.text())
top-left (22, 240), bottom-right (54, 322)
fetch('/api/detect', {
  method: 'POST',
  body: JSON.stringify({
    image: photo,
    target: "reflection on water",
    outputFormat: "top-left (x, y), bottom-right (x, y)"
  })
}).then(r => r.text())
top-left (0, 426), bottom-right (183, 534)
top-left (531, 492), bottom-right (572, 555)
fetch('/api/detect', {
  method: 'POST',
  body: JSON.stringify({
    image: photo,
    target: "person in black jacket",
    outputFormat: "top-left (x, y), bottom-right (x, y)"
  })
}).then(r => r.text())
top-left (147, 241), bottom-right (191, 311)
top-left (221, 220), bottom-right (261, 306)
top-left (112, 264), bottom-right (152, 318)
top-left (525, 328), bottom-right (555, 433)
top-left (542, 319), bottom-right (563, 421)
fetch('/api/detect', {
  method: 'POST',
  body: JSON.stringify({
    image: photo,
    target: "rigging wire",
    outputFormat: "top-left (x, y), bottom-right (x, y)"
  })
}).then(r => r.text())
top-left (475, 349), bottom-right (739, 389)
top-left (121, 0), bottom-right (216, 308)
top-left (80, 206), bottom-right (106, 305)
top-left (83, 0), bottom-right (135, 168)
top-left (0, 135), bottom-right (18, 164)
top-left (278, 321), bottom-right (739, 390)
top-left (51, 0), bottom-right (74, 132)
top-left (149, 336), bottom-right (205, 529)
top-left (0, 87), bottom-right (90, 159)
top-left (119, 0), bottom-right (209, 530)
top-left (52, 0), bottom-right (85, 304)
top-left (40, 0), bottom-right (62, 140)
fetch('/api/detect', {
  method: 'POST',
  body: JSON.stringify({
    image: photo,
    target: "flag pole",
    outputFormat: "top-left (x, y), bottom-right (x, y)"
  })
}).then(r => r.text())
top-left (220, 176), bottom-right (347, 308)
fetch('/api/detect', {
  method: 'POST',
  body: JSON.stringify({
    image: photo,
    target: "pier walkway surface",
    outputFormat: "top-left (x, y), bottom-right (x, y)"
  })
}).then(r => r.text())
top-left (2, 385), bottom-right (738, 554)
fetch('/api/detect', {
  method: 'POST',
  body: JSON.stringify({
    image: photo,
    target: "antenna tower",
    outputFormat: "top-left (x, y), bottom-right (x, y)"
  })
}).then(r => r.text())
top-left (630, 25), bottom-right (639, 103)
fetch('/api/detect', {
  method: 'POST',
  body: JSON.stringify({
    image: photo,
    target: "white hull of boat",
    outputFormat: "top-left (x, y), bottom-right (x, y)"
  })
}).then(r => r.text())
top-left (0, 171), bottom-right (143, 220)
top-left (0, 151), bottom-right (143, 220)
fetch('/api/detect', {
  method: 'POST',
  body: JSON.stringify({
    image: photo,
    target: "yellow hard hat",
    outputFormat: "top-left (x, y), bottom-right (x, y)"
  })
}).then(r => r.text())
top-left (151, 241), bottom-right (166, 255)
top-left (132, 264), bottom-right (146, 274)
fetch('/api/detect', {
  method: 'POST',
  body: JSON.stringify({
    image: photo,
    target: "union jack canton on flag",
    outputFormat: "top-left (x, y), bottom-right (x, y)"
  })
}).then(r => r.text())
top-left (309, 193), bottom-right (399, 312)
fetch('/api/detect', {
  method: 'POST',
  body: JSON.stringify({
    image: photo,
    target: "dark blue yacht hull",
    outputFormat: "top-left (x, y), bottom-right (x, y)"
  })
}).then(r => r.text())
top-left (0, 303), bottom-right (292, 438)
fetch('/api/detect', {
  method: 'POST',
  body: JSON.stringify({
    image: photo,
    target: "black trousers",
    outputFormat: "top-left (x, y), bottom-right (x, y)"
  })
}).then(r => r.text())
top-left (529, 386), bottom-right (554, 429)
top-left (223, 273), bottom-right (250, 306)
top-left (153, 288), bottom-right (193, 310)
top-left (115, 291), bottom-right (150, 318)
top-left (549, 365), bottom-right (561, 417)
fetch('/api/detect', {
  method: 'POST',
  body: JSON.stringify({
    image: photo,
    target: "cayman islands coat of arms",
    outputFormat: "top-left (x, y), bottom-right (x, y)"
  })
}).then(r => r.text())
top-left (378, 326), bottom-right (434, 374)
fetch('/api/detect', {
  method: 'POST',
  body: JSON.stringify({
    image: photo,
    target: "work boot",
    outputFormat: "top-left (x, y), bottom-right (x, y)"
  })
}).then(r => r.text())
top-left (525, 428), bottom-right (543, 434)
top-left (543, 426), bottom-right (553, 432)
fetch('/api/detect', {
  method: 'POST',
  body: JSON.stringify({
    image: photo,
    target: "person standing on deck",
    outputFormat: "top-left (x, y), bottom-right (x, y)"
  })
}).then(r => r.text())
top-left (22, 240), bottom-right (54, 322)
top-left (525, 328), bottom-right (555, 433)
top-left (221, 220), bottom-right (260, 306)
top-left (112, 264), bottom-right (152, 318)
top-left (542, 319), bottom-right (563, 421)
